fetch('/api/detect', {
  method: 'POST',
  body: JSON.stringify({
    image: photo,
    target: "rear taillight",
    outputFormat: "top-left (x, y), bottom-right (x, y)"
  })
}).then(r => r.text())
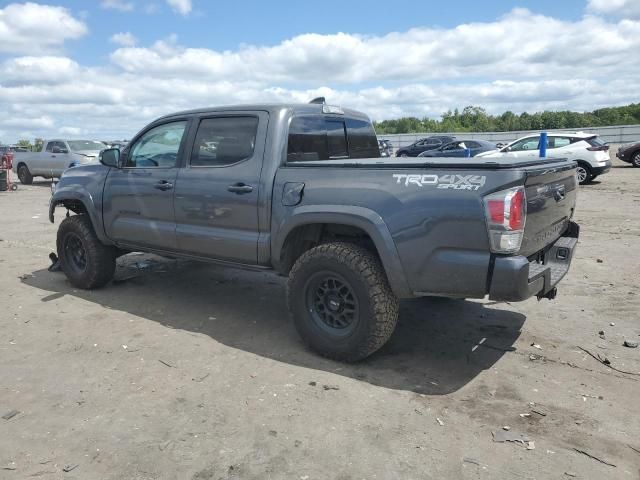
top-left (586, 145), bottom-right (609, 152)
top-left (483, 186), bottom-right (526, 253)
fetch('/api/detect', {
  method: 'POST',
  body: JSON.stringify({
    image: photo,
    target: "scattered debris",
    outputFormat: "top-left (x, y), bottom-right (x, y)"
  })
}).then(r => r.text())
top-left (529, 353), bottom-right (545, 361)
top-left (268, 430), bottom-right (278, 437)
top-left (462, 458), bottom-right (486, 467)
top-left (471, 337), bottom-right (486, 352)
top-left (48, 252), bottom-right (61, 272)
top-left (519, 413), bottom-right (531, 418)
top-left (308, 381), bottom-right (317, 386)
top-left (436, 418), bottom-right (444, 426)
top-left (192, 373), bottom-right (210, 383)
top-left (531, 343), bottom-right (542, 350)
top-left (322, 384), bottom-right (339, 391)
top-left (502, 426), bottom-right (511, 431)
top-left (492, 429), bottom-right (530, 445)
top-left (596, 258), bottom-right (603, 263)
top-left (62, 464), bottom-right (79, 473)
top-left (294, 440), bottom-right (302, 448)
top-left (572, 448), bottom-right (616, 467)
top-left (2, 409), bottom-right (20, 420)
top-left (2, 464), bottom-right (16, 471)
top-left (158, 440), bottom-right (173, 451)
top-left (531, 408), bottom-right (548, 417)
top-left (628, 444), bottom-right (640, 456)
top-left (564, 472), bottom-right (577, 477)
top-left (581, 393), bottom-right (603, 400)
top-left (526, 441), bottom-right (535, 450)
top-left (623, 340), bottom-right (638, 348)
top-left (158, 359), bottom-right (175, 368)
top-left (577, 346), bottom-right (640, 376)
top-left (609, 322), bottom-right (615, 326)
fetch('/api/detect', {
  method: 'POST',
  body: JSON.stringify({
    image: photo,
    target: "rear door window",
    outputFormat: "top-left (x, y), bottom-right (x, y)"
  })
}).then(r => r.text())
top-left (191, 116), bottom-right (258, 167)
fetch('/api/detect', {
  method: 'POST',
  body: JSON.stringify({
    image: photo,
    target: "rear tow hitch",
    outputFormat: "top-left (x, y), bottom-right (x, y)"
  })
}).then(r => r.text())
top-left (537, 287), bottom-right (557, 301)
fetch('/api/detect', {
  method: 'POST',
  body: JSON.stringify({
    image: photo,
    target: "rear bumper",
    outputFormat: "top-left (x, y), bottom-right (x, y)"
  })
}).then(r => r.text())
top-left (488, 221), bottom-right (579, 301)
top-left (591, 160), bottom-right (612, 175)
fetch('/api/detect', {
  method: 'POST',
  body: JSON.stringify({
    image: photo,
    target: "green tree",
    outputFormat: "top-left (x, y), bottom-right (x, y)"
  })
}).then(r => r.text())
top-left (16, 139), bottom-right (33, 151)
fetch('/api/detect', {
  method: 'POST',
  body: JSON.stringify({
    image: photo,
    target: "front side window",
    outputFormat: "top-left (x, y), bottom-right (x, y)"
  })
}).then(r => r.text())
top-left (126, 121), bottom-right (186, 168)
top-left (510, 136), bottom-right (539, 152)
top-left (45, 142), bottom-right (56, 152)
top-left (191, 117), bottom-right (258, 167)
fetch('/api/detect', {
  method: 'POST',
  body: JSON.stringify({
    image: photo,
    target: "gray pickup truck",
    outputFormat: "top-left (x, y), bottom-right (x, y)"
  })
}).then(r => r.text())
top-left (50, 102), bottom-right (579, 361)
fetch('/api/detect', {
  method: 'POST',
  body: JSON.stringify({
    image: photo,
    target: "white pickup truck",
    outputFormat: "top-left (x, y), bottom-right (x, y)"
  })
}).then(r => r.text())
top-left (13, 139), bottom-right (106, 184)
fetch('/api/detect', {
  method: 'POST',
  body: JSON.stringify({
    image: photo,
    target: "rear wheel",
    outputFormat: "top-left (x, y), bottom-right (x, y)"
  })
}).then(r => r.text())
top-left (576, 162), bottom-right (592, 185)
top-left (17, 164), bottom-right (33, 185)
top-left (57, 215), bottom-right (116, 289)
top-left (632, 151), bottom-right (640, 168)
top-left (287, 242), bottom-right (399, 362)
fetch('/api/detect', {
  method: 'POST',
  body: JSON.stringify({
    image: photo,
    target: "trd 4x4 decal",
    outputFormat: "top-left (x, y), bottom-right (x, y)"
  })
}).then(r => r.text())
top-left (392, 174), bottom-right (487, 191)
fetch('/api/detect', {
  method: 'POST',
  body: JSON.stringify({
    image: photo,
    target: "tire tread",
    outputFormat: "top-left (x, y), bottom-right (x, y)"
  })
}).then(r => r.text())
top-left (287, 242), bottom-right (399, 362)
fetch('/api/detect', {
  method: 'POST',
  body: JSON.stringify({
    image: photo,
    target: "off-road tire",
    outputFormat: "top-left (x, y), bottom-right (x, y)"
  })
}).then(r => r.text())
top-left (57, 215), bottom-right (116, 289)
top-left (17, 164), bottom-right (33, 185)
top-left (287, 242), bottom-right (400, 362)
top-left (632, 151), bottom-right (640, 168)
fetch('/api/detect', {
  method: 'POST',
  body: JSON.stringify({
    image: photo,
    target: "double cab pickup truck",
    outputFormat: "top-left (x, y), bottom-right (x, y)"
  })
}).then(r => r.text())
top-left (50, 102), bottom-right (579, 361)
top-left (14, 139), bottom-right (105, 184)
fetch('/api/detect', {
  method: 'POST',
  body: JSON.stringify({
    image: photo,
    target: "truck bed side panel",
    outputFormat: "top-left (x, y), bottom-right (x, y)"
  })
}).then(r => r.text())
top-left (273, 166), bottom-right (527, 298)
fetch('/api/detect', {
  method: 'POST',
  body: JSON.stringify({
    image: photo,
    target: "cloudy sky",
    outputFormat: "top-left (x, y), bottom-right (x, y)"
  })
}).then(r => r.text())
top-left (0, 0), bottom-right (638, 142)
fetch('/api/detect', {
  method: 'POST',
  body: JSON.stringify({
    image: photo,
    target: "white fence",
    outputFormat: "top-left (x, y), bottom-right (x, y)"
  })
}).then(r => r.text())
top-left (379, 124), bottom-right (640, 151)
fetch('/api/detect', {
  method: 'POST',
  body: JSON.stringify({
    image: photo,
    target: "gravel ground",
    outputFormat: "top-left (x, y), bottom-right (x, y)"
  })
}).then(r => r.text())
top-left (1, 152), bottom-right (639, 479)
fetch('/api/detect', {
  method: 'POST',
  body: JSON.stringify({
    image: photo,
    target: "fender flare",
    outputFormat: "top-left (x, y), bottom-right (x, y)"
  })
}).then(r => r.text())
top-left (273, 205), bottom-right (412, 298)
top-left (49, 190), bottom-right (112, 245)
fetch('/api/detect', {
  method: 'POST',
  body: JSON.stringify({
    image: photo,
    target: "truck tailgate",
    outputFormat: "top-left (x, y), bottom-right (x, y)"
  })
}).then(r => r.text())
top-left (519, 161), bottom-right (577, 257)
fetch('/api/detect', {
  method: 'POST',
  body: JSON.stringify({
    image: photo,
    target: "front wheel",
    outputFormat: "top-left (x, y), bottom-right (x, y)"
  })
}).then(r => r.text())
top-left (576, 163), bottom-right (592, 185)
top-left (632, 152), bottom-right (640, 168)
top-left (57, 215), bottom-right (116, 289)
top-left (287, 242), bottom-right (400, 362)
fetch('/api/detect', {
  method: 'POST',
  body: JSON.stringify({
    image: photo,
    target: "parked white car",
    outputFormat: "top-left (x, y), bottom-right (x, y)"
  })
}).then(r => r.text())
top-left (13, 139), bottom-right (106, 184)
top-left (476, 132), bottom-right (611, 184)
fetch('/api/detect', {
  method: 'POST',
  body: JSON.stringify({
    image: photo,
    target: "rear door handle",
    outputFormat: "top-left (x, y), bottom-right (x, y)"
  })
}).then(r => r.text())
top-left (154, 180), bottom-right (174, 191)
top-left (227, 183), bottom-right (253, 194)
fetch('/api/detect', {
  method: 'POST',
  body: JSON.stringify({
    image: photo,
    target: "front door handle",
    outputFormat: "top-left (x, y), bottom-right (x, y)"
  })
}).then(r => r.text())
top-left (227, 183), bottom-right (253, 194)
top-left (154, 180), bottom-right (174, 191)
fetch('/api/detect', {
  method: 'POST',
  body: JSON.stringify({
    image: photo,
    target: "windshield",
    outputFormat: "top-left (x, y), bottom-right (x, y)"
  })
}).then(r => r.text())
top-left (67, 140), bottom-right (106, 152)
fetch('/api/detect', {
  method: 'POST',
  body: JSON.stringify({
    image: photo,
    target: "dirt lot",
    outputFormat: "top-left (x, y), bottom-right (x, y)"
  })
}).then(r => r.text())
top-left (1, 153), bottom-right (639, 480)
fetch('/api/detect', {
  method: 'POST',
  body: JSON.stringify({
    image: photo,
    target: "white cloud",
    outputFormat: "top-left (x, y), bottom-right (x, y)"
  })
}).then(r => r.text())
top-left (166, 0), bottom-right (191, 15)
top-left (110, 32), bottom-right (138, 47)
top-left (0, 8), bottom-right (639, 142)
top-left (110, 11), bottom-right (639, 84)
top-left (587, 0), bottom-right (640, 18)
top-left (100, 0), bottom-right (134, 12)
top-left (0, 2), bottom-right (87, 54)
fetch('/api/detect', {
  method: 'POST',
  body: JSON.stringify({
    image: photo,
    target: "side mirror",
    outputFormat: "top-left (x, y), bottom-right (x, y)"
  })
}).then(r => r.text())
top-left (100, 148), bottom-right (120, 168)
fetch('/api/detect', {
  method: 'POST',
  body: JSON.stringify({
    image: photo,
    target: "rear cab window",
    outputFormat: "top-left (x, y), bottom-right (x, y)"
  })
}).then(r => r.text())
top-left (287, 115), bottom-right (379, 162)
